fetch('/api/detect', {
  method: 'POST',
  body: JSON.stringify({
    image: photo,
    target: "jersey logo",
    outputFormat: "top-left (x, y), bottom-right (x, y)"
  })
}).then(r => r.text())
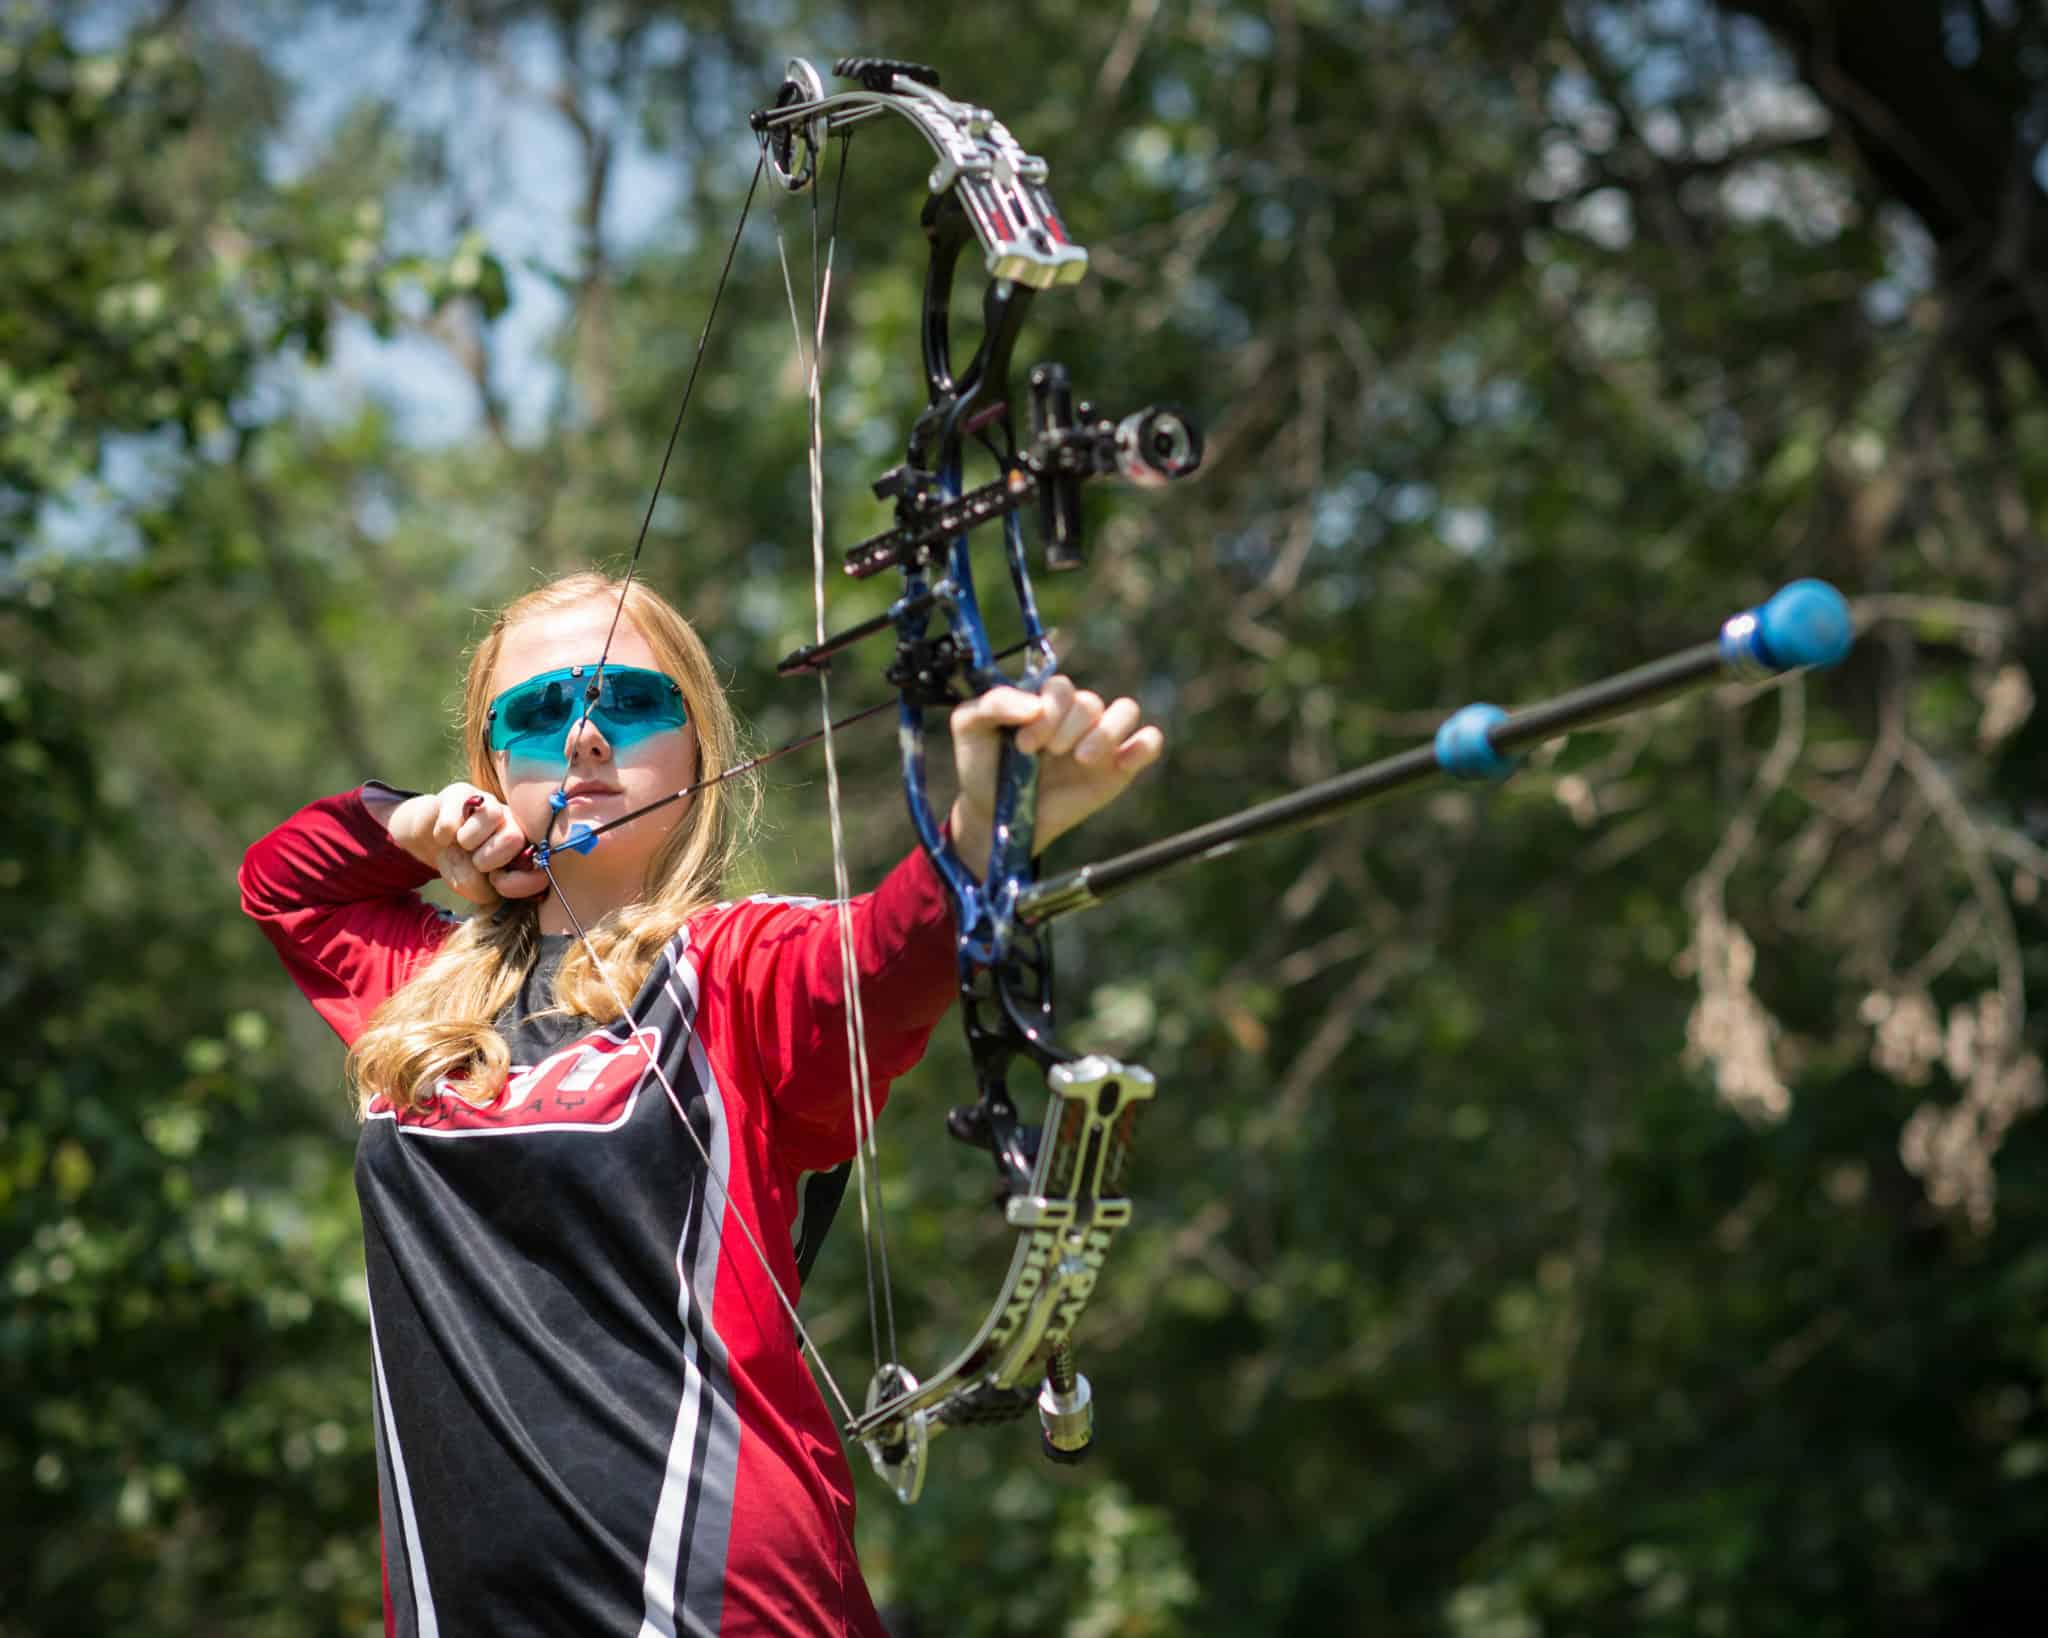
top-left (368, 1025), bottom-right (665, 1137)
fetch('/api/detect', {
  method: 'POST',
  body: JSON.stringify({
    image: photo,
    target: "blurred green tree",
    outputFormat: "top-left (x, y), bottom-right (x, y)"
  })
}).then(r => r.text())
top-left (5, 1), bottom-right (2045, 1633)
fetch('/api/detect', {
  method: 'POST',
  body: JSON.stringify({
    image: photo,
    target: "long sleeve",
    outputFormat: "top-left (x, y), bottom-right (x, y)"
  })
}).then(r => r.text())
top-left (689, 846), bottom-right (960, 1170)
top-left (238, 786), bottom-right (451, 1044)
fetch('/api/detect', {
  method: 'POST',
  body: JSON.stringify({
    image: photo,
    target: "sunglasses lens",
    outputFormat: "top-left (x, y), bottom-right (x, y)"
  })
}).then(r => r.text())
top-left (605, 671), bottom-right (667, 721)
top-left (596, 672), bottom-right (686, 751)
top-left (500, 678), bottom-right (576, 742)
top-left (488, 666), bottom-right (685, 757)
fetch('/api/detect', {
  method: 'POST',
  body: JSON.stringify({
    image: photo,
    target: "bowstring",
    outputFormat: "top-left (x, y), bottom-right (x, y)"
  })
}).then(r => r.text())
top-left (543, 154), bottom-right (770, 851)
top-left (540, 856), bottom-right (857, 1426)
top-left (530, 140), bottom-right (858, 1426)
top-left (778, 128), bottom-right (901, 1384)
top-left (821, 129), bottom-right (902, 1383)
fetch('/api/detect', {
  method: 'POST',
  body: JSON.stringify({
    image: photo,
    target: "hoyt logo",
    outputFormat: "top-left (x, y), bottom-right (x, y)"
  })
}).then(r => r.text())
top-left (989, 1222), bottom-right (1117, 1351)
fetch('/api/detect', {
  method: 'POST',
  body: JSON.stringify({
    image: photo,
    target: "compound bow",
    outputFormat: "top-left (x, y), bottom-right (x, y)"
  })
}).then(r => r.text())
top-left (524, 55), bottom-right (1854, 1508)
top-left (758, 55), bottom-right (1205, 1503)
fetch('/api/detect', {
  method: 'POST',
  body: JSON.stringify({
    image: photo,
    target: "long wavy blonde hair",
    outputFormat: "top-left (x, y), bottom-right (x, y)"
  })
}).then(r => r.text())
top-left (346, 573), bottom-right (756, 1114)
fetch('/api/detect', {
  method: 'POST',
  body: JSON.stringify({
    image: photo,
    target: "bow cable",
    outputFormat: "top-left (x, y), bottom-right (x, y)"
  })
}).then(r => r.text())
top-left (543, 155), bottom-right (769, 851)
top-left (536, 852), bottom-right (856, 1426)
top-left (777, 132), bottom-right (901, 1383)
top-left (819, 133), bottom-right (902, 1383)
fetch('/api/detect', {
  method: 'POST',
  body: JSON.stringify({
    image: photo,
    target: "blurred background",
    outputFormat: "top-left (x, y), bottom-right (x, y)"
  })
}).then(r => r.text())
top-left (5, 1), bottom-right (2047, 1632)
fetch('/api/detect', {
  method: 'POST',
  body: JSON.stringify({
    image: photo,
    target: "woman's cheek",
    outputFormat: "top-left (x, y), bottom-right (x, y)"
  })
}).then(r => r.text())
top-left (504, 748), bottom-right (566, 783)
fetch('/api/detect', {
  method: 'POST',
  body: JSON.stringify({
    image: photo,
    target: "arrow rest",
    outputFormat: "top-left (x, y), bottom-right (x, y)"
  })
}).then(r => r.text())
top-left (882, 630), bottom-right (971, 709)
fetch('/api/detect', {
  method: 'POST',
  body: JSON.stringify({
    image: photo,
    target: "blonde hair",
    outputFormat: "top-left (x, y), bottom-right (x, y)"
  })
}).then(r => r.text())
top-left (346, 572), bottom-right (756, 1114)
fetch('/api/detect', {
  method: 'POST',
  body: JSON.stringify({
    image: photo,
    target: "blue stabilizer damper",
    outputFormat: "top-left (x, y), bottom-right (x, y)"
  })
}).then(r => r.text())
top-left (1435, 703), bottom-right (1512, 780)
top-left (1721, 578), bottom-right (1854, 674)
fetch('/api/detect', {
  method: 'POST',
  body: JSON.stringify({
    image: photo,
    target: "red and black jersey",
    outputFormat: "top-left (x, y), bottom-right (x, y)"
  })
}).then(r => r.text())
top-left (240, 788), bottom-right (958, 1637)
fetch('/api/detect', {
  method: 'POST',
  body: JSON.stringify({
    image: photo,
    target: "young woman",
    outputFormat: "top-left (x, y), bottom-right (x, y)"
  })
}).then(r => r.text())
top-left (240, 572), bottom-right (1161, 1638)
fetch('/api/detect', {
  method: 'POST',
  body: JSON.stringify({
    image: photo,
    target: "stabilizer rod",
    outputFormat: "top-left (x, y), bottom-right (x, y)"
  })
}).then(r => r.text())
top-left (1016, 579), bottom-right (1854, 925)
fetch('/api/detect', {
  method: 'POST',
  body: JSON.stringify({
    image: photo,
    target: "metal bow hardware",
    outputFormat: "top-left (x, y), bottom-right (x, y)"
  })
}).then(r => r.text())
top-left (527, 54), bottom-right (1857, 1509)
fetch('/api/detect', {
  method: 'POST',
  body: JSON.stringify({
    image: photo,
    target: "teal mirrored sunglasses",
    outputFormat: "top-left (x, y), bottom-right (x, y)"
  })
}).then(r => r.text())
top-left (484, 664), bottom-right (688, 765)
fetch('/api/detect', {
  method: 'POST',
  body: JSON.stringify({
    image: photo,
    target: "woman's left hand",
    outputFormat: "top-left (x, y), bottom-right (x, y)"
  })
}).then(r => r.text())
top-left (948, 676), bottom-right (1163, 870)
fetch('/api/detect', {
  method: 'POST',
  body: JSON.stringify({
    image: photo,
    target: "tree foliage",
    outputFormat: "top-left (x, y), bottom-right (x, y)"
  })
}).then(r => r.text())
top-left (4, 1), bottom-right (2045, 1633)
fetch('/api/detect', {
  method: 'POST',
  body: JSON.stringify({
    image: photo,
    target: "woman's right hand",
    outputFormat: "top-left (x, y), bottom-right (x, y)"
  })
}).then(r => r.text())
top-left (387, 784), bottom-right (551, 906)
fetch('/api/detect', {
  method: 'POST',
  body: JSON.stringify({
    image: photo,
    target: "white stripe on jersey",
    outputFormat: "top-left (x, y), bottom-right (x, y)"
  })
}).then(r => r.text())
top-left (368, 1302), bottom-right (441, 1638)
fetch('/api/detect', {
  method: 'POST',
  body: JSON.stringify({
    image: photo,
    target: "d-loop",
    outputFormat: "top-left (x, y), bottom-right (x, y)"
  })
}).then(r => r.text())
top-left (851, 1053), bottom-right (1158, 1503)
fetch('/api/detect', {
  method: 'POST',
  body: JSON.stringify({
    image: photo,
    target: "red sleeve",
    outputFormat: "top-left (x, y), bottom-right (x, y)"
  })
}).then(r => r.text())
top-left (693, 846), bottom-right (959, 1170)
top-left (238, 787), bottom-right (452, 1045)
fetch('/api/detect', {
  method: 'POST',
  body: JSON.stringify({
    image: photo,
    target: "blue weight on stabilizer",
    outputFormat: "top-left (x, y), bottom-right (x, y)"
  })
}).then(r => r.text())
top-left (1756, 578), bottom-right (1853, 670)
top-left (1434, 703), bottom-right (1513, 781)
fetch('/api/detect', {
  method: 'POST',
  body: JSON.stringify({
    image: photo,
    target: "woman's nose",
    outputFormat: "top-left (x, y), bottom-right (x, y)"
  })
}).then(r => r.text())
top-left (565, 716), bottom-right (612, 763)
